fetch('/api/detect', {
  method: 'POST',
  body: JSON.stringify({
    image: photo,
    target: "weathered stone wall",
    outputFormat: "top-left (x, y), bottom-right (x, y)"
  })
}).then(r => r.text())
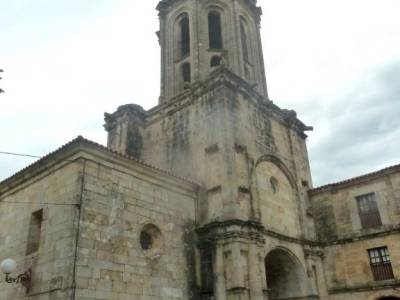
top-left (0, 143), bottom-right (199, 300)
top-left (74, 151), bottom-right (198, 300)
top-left (0, 161), bottom-right (82, 300)
top-left (311, 174), bottom-right (400, 242)
top-left (256, 161), bottom-right (301, 237)
top-left (229, 91), bottom-right (314, 239)
top-left (324, 236), bottom-right (400, 296)
top-left (310, 171), bottom-right (400, 299)
top-left (128, 74), bottom-right (315, 236)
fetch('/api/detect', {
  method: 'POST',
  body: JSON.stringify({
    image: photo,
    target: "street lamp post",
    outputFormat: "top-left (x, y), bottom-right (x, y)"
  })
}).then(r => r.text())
top-left (0, 258), bottom-right (31, 293)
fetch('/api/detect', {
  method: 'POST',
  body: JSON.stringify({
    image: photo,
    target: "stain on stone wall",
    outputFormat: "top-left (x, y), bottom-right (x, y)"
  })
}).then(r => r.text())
top-left (313, 198), bottom-right (338, 242)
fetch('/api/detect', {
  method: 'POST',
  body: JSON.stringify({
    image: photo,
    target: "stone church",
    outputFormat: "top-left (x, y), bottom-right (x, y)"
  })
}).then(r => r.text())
top-left (0, 0), bottom-right (399, 299)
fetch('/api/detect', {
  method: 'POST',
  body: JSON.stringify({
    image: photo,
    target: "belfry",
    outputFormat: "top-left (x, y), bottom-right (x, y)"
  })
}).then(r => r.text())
top-left (157, 0), bottom-right (268, 101)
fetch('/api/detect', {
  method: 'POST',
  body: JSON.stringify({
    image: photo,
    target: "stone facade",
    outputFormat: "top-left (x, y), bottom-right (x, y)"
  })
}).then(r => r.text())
top-left (0, 138), bottom-right (199, 299)
top-left (309, 165), bottom-right (400, 300)
top-left (0, 1), bottom-right (399, 300)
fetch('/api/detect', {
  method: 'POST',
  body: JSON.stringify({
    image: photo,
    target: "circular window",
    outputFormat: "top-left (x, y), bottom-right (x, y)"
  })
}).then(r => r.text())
top-left (270, 177), bottom-right (279, 194)
top-left (139, 224), bottom-right (164, 259)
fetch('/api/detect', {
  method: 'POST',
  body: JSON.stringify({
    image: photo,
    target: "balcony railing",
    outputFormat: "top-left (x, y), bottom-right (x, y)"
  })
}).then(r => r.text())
top-left (371, 263), bottom-right (394, 281)
top-left (360, 211), bottom-right (382, 229)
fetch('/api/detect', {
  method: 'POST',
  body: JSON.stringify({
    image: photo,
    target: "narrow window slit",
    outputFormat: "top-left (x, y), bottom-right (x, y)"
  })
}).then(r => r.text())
top-left (182, 63), bottom-right (191, 83)
top-left (26, 209), bottom-right (43, 255)
top-left (208, 12), bottom-right (223, 49)
top-left (179, 14), bottom-right (190, 58)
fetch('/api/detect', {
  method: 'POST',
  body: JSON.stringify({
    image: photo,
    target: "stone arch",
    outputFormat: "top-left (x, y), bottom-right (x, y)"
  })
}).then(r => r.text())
top-left (265, 247), bottom-right (309, 299)
top-left (249, 155), bottom-right (298, 225)
top-left (201, 1), bottom-right (231, 45)
top-left (254, 155), bottom-right (296, 189)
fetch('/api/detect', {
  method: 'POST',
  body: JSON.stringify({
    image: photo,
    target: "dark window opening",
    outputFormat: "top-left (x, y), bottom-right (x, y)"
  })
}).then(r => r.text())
top-left (270, 177), bottom-right (279, 194)
top-left (368, 247), bottom-right (394, 281)
top-left (244, 65), bottom-right (250, 79)
top-left (210, 56), bottom-right (222, 67)
top-left (208, 12), bottom-right (223, 49)
top-left (26, 209), bottom-right (43, 255)
top-left (240, 19), bottom-right (249, 62)
top-left (182, 63), bottom-right (191, 84)
top-left (200, 248), bottom-right (214, 293)
top-left (180, 15), bottom-right (190, 58)
top-left (140, 231), bottom-right (153, 250)
top-left (357, 193), bottom-right (382, 229)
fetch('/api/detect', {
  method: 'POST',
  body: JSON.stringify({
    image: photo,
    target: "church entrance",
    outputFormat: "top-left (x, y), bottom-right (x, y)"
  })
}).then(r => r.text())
top-left (265, 248), bottom-right (308, 300)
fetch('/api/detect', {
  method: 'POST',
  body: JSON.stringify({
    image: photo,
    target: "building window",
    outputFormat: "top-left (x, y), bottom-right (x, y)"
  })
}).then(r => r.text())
top-left (240, 18), bottom-right (250, 62)
top-left (368, 247), bottom-right (394, 281)
top-left (182, 62), bottom-right (191, 85)
top-left (356, 193), bottom-right (382, 229)
top-left (200, 248), bottom-right (214, 293)
top-left (210, 55), bottom-right (221, 67)
top-left (140, 231), bottom-right (153, 250)
top-left (26, 209), bottom-right (43, 255)
top-left (139, 224), bottom-right (164, 258)
top-left (178, 14), bottom-right (190, 58)
top-left (208, 11), bottom-right (223, 50)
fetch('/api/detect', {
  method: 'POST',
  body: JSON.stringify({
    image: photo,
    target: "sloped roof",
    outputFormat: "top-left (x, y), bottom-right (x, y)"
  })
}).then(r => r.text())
top-left (0, 136), bottom-right (198, 189)
top-left (309, 163), bottom-right (400, 195)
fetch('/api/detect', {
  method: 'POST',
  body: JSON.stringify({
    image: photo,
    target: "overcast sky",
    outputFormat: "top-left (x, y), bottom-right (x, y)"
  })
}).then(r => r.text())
top-left (1, 0), bottom-right (399, 187)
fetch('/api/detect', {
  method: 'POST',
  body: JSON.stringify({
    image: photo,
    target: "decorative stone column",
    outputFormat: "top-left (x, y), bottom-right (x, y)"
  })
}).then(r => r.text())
top-left (215, 242), bottom-right (226, 300)
top-left (248, 243), bottom-right (265, 300)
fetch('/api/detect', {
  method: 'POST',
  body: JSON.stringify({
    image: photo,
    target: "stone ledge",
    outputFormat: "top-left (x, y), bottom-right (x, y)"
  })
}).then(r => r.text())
top-left (328, 279), bottom-right (400, 294)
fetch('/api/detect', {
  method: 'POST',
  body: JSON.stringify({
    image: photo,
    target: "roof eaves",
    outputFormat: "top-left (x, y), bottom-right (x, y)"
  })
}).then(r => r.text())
top-left (308, 163), bottom-right (400, 196)
top-left (0, 136), bottom-right (198, 189)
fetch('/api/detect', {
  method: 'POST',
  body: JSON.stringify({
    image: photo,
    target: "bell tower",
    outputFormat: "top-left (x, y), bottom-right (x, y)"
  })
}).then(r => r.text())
top-left (106, 1), bottom-right (321, 299)
top-left (157, 0), bottom-right (268, 102)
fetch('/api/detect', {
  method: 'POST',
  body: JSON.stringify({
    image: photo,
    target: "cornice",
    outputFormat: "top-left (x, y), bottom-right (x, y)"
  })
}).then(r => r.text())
top-left (156, 0), bottom-right (262, 17)
top-left (0, 136), bottom-right (199, 195)
top-left (144, 66), bottom-right (312, 138)
top-left (309, 163), bottom-right (400, 195)
top-left (323, 226), bottom-right (400, 246)
top-left (328, 279), bottom-right (400, 295)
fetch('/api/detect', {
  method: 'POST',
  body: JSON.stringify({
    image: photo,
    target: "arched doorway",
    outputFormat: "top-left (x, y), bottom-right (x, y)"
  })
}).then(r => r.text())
top-left (265, 248), bottom-right (309, 299)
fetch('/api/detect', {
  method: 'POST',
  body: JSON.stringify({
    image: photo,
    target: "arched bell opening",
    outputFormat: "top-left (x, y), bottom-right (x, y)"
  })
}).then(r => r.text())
top-left (265, 248), bottom-right (308, 299)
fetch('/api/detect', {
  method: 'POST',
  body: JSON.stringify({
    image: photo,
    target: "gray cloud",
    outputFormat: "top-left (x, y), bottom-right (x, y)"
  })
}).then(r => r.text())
top-left (309, 62), bottom-right (400, 186)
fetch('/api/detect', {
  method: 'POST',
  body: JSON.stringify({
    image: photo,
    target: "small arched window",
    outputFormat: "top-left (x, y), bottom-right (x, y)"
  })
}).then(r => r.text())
top-left (210, 55), bottom-right (222, 67)
top-left (182, 62), bottom-right (191, 83)
top-left (270, 177), bottom-right (279, 194)
top-left (179, 14), bottom-right (190, 58)
top-left (240, 18), bottom-right (250, 62)
top-left (208, 11), bottom-right (223, 49)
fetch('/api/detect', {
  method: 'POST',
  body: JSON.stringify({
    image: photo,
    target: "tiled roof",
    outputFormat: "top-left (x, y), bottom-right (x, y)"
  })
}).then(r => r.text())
top-left (309, 163), bottom-right (400, 195)
top-left (0, 136), bottom-right (198, 188)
